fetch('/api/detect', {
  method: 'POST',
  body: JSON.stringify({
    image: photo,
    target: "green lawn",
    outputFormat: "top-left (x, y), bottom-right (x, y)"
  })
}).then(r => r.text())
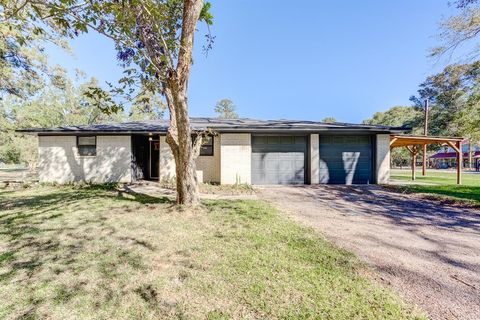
top-left (390, 169), bottom-right (480, 204)
top-left (0, 186), bottom-right (423, 319)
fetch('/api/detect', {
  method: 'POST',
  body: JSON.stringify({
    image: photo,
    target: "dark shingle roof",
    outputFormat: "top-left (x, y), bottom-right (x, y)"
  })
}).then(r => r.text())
top-left (16, 117), bottom-right (409, 134)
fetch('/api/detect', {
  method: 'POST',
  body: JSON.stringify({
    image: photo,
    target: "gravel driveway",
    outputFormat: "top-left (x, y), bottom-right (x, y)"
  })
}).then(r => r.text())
top-left (256, 185), bottom-right (480, 320)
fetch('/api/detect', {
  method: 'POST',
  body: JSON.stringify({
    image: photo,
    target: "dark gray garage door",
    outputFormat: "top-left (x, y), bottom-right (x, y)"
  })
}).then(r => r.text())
top-left (319, 135), bottom-right (373, 184)
top-left (252, 135), bottom-right (307, 185)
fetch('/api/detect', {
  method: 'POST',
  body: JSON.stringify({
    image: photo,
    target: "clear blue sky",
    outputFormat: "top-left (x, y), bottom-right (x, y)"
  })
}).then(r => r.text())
top-left (47, 0), bottom-right (462, 123)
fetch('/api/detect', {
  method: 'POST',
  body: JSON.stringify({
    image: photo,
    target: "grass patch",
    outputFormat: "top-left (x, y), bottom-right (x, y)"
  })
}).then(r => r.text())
top-left (391, 169), bottom-right (480, 186)
top-left (0, 186), bottom-right (423, 319)
top-left (387, 184), bottom-right (480, 205)
top-left (390, 169), bottom-right (480, 204)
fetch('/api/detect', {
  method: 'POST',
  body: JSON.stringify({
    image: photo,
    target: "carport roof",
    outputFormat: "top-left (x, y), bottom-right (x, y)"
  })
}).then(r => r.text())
top-left (390, 134), bottom-right (465, 185)
top-left (390, 134), bottom-right (464, 148)
top-left (17, 117), bottom-right (409, 135)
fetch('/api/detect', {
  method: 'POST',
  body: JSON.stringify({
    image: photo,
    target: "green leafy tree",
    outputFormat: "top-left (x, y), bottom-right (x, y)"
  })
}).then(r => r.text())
top-left (214, 99), bottom-right (238, 119)
top-left (431, 0), bottom-right (480, 59)
top-left (363, 106), bottom-right (422, 132)
top-left (453, 84), bottom-right (480, 143)
top-left (410, 62), bottom-right (480, 138)
top-left (0, 2), bottom-right (69, 98)
top-left (0, 76), bottom-right (124, 167)
top-left (423, 2), bottom-right (480, 166)
top-left (321, 117), bottom-right (337, 123)
top-left (128, 89), bottom-right (166, 121)
top-left (408, 62), bottom-right (480, 168)
top-left (364, 106), bottom-right (422, 167)
top-left (2, 0), bottom-right (214, 205)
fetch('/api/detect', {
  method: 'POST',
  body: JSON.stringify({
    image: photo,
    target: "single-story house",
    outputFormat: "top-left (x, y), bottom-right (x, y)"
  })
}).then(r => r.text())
top-left (17, 118), bottom-right (407, 185)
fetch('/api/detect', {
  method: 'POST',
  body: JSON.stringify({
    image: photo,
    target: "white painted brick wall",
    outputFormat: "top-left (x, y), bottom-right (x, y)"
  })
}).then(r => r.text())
top-left (195, 136), bottom-right (221, 183)
top-left (38, 135), bottom-right (132, 183)
top-left (158, 135), bottom-right (221, 183)
top-left (159, 136), bottom-right (175, 181)
top-left (376, 134), bottom-right (391, 184)
top-left (38, 136), bottom-right (76, 183)
top-left (310, 134), bottom-right (319, 184)
top-left (221, 133), bottom-right (251, 184)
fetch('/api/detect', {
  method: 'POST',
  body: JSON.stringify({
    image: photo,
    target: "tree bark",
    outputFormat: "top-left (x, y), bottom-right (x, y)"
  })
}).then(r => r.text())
top-left (134, 0), bottom-right (204, 205)
top-left (164, 84), bottom-right (200, 205)
top-left (164, 0), bottom-right (204, 205)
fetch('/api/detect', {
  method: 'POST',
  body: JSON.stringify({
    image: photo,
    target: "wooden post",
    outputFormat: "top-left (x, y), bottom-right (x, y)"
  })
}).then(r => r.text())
top-left (412, 147), bottom-right (417, 181)
top-left (468, 142), bottom-right (473, 169)
top-left (457, 141), bottom-right (462, 185)
top-left (407, 146), bottom-right (417, 181)
top-left (446, 140), bottom-right (463, 185)
top-left (422, 99), bottom-right (429, 176)
top-left (422, 144), bottom-right (427, 176)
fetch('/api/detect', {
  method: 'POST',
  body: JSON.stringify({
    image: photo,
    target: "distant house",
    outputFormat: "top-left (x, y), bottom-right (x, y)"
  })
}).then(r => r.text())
top-left (17, 118), bottom-right (406, 185)
top-left (429, 140), bottom-right (480, 169)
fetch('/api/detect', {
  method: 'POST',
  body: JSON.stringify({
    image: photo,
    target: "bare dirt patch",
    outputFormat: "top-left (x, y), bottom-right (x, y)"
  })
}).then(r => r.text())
top-left (123, 180), bottom-right (257, 200)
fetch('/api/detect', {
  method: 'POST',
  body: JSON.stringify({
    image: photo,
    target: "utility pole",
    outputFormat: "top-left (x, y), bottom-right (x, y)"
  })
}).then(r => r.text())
top-left (422, 99), bottom-right (429, 176)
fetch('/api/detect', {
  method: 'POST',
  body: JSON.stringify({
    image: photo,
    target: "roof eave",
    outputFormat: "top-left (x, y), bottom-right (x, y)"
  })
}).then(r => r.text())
top-left (16, 127), bottom-right (408, 135)
top-left (14, 129), bottom-right (168, 135)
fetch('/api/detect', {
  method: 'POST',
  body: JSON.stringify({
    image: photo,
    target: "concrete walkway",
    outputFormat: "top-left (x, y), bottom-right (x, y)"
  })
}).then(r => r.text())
top-left (257, 185), bottom-right (480, 320)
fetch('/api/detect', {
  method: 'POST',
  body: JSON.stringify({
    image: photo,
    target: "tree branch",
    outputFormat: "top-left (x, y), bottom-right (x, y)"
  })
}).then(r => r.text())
top-left (137, 0), bottom-right (175, 70)
top-left (176, 0), bottom-right (203, 87)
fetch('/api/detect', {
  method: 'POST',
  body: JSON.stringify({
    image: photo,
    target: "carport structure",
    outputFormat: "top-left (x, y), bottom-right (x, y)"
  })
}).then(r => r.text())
top-left (390, 135), bottom-right (464, 184)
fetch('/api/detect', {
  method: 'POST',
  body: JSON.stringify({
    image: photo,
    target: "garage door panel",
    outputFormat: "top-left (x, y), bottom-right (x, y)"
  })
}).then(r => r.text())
top-left (320, 155), bottom-right (370, 162)
top-left (251, 154), bottom-right (264, 166)
top-left (320, 158), bottom-right (371, 165)
top-left (321, 171), bottom-right (371, 183)
top-left (294, 136), bottom-right (307, 144)
top-left (252, 162), bottom-right (264, 170)
top-left (265, 172), bottom-right (283, 184)
top-left (252, 136), bottom-right (306, 185)
top-left (279, 173), bottom-right (304, 184)
top-left (319, 135), bottom-right (373, 185)
top-left (323, 136), bottom-right (370, 144)
top-left (278, 160), bottom-right (292, 171)
top-left (279, 136), bottom-right (294, 144)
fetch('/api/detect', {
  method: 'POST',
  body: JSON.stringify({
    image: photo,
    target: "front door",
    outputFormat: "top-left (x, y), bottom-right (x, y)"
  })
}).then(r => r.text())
top-left (150, 140), bottom-right (159, 179)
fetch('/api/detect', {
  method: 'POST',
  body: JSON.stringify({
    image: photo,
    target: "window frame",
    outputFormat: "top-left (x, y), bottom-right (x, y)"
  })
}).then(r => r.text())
top-left (77, 135), bottom-right (97, 157)
top-left (199, 135), bottom-right (214, 156)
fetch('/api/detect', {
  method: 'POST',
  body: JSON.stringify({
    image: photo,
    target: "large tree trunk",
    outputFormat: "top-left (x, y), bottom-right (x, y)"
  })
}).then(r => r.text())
top-left (164, 84), bottom-right (200, 205)
top-left (135, 0), bottom-right (204, 205)
top-left (165, 0), bottom-right (204, 205)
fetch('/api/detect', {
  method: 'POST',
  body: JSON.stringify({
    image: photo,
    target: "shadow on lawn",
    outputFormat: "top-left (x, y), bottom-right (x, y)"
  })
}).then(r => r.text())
top-left (0, 185), bottom-right (175, 318)
top-left (0, 187), bottom-right (172, 237)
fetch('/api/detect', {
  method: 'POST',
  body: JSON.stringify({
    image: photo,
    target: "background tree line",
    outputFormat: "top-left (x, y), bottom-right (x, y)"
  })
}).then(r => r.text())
top-left (0, 71), bottom-right (165, 167)
top-left (365, 0), bottom-right (480, 167)
top-left (364, 61), bottom-right (480, 166)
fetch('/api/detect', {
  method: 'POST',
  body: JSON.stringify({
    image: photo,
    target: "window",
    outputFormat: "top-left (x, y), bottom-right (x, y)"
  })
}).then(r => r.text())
top-left (77, 136), bottom-right (96, 156)
top-left (199, 136), bottom-right (214, 156)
